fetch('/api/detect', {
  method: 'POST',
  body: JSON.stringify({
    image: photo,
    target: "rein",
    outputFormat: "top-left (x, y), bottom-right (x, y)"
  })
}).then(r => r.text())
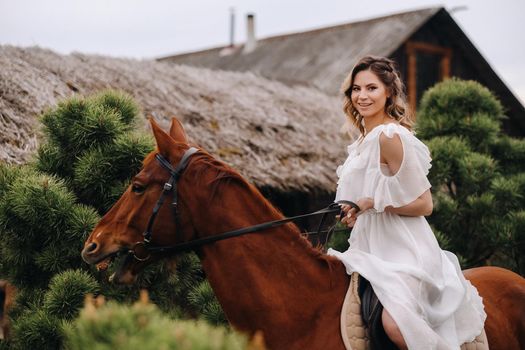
top-left (131, 148), bottom-right (360, 261)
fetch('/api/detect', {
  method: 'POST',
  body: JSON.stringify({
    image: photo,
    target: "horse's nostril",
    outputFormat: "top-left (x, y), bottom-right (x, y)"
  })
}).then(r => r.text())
top-left (85, 242), bottom-right (98, 254)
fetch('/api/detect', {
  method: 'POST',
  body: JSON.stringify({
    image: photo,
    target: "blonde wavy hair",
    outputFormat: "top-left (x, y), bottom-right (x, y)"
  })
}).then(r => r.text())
top-left (341, 56), bottom-right (413, 136)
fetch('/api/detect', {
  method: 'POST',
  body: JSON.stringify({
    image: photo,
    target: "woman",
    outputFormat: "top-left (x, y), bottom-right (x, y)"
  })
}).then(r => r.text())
top-left (327, 56), bottom-right (486, 350)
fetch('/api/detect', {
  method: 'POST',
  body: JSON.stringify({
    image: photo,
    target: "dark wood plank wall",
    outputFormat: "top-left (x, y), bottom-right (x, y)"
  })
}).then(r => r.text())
top-left (393, 12), bottom-right (525, 135)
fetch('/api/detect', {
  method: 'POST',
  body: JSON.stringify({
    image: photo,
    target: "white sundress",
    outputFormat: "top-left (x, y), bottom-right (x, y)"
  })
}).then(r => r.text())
top-left (327, 123), bottom-right (486, 350)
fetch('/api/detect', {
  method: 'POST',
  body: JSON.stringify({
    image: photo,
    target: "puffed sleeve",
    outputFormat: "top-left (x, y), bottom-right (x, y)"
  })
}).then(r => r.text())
top-left (364, 125), bottom-right (432, 212)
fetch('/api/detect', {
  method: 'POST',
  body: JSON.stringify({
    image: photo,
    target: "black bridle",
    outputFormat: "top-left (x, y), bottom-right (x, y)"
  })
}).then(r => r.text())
top-left (130, 147), bottom-right (360, 261)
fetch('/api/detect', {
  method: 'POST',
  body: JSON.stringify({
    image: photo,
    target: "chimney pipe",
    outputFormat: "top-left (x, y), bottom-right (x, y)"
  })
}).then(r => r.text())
top-left (243, 13), bottom-right (256, 54)
top-left (229, 7), bottom-right (235, 47)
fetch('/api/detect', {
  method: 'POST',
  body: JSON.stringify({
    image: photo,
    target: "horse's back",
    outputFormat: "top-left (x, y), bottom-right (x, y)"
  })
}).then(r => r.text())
top-left (464, 266), bottom-right (525, 350)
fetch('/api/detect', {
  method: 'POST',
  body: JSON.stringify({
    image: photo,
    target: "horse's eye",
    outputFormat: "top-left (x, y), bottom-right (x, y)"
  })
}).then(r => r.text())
top-left (131, 183), bottom-right (145, 194)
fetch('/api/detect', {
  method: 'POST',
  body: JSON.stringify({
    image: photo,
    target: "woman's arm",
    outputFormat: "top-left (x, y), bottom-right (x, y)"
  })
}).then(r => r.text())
top-left (384, 189), bottom-right (433, 216)
top-left (380, 132), bottom-right (433, 216)
top-left (340, 191), bottom-right (432, 228)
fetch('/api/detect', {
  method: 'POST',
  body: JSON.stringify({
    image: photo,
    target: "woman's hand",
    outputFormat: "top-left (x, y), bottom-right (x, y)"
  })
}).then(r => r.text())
top-left (339, 197), bottom-right (374, 228)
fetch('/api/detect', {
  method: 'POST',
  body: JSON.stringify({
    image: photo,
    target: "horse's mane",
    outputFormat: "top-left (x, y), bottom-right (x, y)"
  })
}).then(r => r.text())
top-left (188, 149), bottom-right (336, 263)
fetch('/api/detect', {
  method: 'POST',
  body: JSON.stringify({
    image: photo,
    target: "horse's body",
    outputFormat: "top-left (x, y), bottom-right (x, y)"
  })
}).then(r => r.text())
top-left (0, 280), bottom-right (15, 341)
top-left (82, 118), bottom-right (525, 349)
top-left (463, 267), bottom-right (525, 349)
top-left (189, 178), bottom-right (350, 349)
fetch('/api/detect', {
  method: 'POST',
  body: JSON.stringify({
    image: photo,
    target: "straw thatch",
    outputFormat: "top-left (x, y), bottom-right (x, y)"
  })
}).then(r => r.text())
top-left (0, 45), bottom-right (354, 193)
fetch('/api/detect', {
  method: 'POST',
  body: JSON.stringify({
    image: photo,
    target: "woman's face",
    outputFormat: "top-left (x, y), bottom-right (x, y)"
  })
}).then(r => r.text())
top-left (351, 69), bottom-right (389, 119)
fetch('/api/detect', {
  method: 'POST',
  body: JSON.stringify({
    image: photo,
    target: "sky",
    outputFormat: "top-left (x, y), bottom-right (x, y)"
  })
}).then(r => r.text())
top-left (1, 0), bottom-right (524, 103)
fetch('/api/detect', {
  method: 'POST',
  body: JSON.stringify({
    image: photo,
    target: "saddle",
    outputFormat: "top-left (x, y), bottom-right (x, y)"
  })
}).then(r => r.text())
top-left (340, 272), bottom-right (489, 350)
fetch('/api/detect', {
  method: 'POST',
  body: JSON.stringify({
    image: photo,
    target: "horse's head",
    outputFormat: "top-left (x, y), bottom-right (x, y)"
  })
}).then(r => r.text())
top-left (81, 118), bottom-right (199, 284)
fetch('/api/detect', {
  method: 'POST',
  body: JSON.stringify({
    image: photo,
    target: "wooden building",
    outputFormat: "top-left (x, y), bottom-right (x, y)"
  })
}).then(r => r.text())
top-left (159, 7), bottom-right (525, 136)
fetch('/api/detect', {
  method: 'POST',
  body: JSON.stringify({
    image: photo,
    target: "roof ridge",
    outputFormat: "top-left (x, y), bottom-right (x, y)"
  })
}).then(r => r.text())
top-left (157, 6), bottom-right (443, 60)
top-left (258, 6), bottom-right (443, 43)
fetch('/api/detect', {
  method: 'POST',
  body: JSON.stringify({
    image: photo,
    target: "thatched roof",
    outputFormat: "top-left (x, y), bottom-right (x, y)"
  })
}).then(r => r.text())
top-left (159, 7), bottom-right (441, 95)
top-left (0, 45), bottom-right (353, 193)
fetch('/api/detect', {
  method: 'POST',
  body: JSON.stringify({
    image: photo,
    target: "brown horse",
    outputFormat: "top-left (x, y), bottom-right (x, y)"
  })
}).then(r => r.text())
top-left (82, 118), bottom-right (525, 350)
top-left (0, 280), bottom-right (15, 341)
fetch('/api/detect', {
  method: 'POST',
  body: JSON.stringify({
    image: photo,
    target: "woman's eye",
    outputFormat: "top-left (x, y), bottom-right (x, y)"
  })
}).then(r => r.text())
top-left (131, 184), bottom-right (145, 194)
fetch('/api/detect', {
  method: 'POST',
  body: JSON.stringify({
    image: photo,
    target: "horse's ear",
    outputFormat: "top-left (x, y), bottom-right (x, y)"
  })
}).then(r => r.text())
top-left (169, 117), bottom-right (188, 144)
top-left (150, 117), bottom-right (175, 157)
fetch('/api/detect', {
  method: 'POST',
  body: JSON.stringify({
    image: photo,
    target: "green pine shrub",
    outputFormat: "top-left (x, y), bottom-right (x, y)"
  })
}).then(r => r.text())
top-left (431, 226), bottom-right (452, 251)
top-left (0, 163), bottom-right (26, 197)
top-left (11, 310), bottom-right (64, 350)
top-left (5, 286), bottom-right (45, 325)
top-left (504, 211), bottom-right (525, 273)
top-left (168, 253), bottom-right (205, 295)
top-left (325, 223), bottom-right (351, 252)
top-left (43, 270), bottom-right (99, 321)
top-left (490, 135), bottom-right (525, 174)
top-left (0, 165), bottom-right (100, 349)
top-left (428, 191), bottom-right (460, 238)
top-left (92, 89), bottom-right (140, 125)
top-left (72, 132), bottom-right (153, 210)
top-left (188, 281), bottom-right (227, 326)
top-left (417, 78), bottom-right (503, 138)
top-left (418, 78), bottom-right (525, 272)
top-left (424, 136), bottom-right (468, 191)
top-left (36, 90), bottom-right (154, 213)
top-left (64, 297), bottom-right (248, 350)
top-left (509, 173), bottom-right (525, 207)
top-left (0, 169), bottom-right (99, 289)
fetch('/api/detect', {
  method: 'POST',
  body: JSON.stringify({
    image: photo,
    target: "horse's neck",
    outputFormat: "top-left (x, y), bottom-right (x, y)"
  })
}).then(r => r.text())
top-left (194, 181), bottom-right (348, 336)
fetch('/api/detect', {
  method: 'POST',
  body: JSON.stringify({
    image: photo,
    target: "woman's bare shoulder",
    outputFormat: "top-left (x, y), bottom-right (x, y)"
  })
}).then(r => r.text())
top-left (379, 128), bottom-right (403, 163)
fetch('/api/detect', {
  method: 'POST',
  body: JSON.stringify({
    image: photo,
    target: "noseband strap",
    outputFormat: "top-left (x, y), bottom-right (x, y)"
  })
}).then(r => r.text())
top-left (142, 147), bottom-right (199, 244)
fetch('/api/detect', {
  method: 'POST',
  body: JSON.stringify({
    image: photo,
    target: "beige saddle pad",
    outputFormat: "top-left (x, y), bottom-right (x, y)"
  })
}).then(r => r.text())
top-left (340, 272), bottom-right (489, 350)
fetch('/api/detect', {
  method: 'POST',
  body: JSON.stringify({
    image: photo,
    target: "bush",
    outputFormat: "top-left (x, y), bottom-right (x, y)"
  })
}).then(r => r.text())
top-left (417, 79), bottom-right (503, 138)
top-left (11, 310), bottom-right (63, 350)
top-left (43, 270), bottom-right (100, 321)
top-left (36, 90), bottom-right (153, 213)
top-left (418, 78), bottom-right (525, 272)
top-left (490, 136), bottom-right (525, 175)
top-left (64, 296), bottom-right (249, 350)
top-left (188, 281), bottom-right (227, 326)
top-left (325, 223), bottom-right (351, 252)
top-left (0, 169), bottom-right (99, 289)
